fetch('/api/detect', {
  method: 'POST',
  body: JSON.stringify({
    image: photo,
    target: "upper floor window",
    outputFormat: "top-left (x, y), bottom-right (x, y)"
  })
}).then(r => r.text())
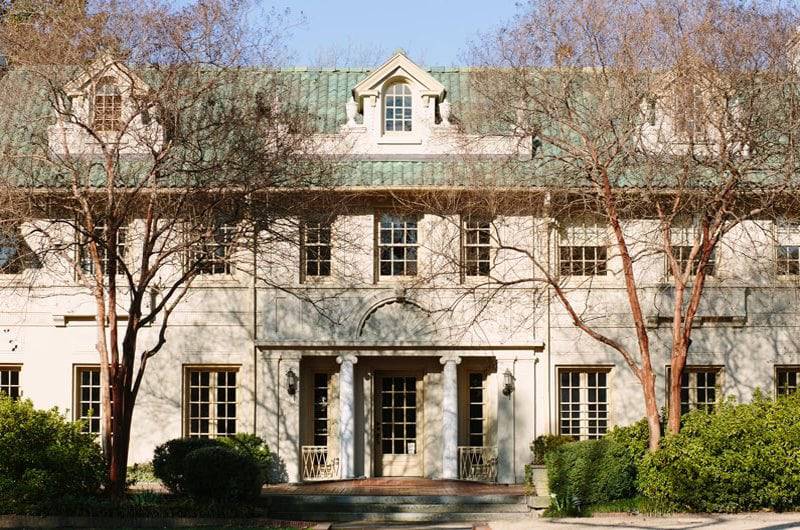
top-left (670, 245), bottom-right (716, 277)
top-left (0, 228), bottom-right (30, 274)
top-left (0, 365), bottom-right (20, 399)
top-left (378, 214), bottom-right (417, 277)
top-left (673, 83), bottom-right (707, 141)
top-left (384, 83), bottom-right (412, 132)
top-left (463, 219), bottom-right (491, 277)
top-left (559, 221), bottom-right (608, 277)
top-left (79, 223), bottom-right (128, 276)
top-left (188, 223), bottom-right (236, 275)
top-left (302, 220), bottom-right (332, 280)
top-left (777, 246), bottom-right (800, 276)
top-left (776, 366), bottom-right (800, 396)
top-left (93, 77), bottom-right (122, 132)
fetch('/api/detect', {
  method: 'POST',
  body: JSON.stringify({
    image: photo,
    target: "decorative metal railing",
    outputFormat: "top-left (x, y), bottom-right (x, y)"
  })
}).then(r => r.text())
top-left (458, 446), bottom-right (498, 482)
top-left (301, 445), bottom-right (339, 481)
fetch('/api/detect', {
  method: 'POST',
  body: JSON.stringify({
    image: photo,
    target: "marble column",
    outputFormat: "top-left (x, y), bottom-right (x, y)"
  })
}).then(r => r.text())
top-left (440, 355), bottom-right (461, 479)
top-left (337, 354), bottom-right (358, 479)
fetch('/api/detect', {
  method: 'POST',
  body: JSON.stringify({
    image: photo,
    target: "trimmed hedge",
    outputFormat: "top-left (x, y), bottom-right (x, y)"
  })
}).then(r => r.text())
top-left (218, 433), bottom-right (280, 485)
top-left (0, 396), bottom-right (106, 514)
top-left (182, 446), bottom-right (262, 501)
top-left (640, 392), bottom-right (800, 512)
top-left (152, 437), bottom-right (222, 494)
top-left (530, 434), bottom-right (574, 465)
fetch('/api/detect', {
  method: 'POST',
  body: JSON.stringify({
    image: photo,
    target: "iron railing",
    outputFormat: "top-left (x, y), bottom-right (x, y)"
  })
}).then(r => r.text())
top-left (458, 446), bottom-right (498, 482)
top-left (301, 445), bottom-right (339, 481)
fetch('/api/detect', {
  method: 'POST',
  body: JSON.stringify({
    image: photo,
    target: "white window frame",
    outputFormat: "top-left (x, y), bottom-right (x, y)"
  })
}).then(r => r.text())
top-left (383, 83), bottom-right (413, 133)
top-left (462, 218), bottom-right (492, 279)
top-left (467, 371), bottom-right (486, 447)
top-left (377, 213), bottom-right (418, 278)
top-left (74, 365), bottom-right (102, 435)
top-left (301, 220), bottom-right (332, 282)
top-left (0, 365), bottom-right (21, 399)
top-left (776, 365), bottom-right (800, 397)
top-left (667, 365), bottom-right (722, 414)
top-left (558, 367), bottom-right (611, 440)
top-left (558, 220), bottom-right (609, 277)
top-left (184, 365), bottom-right (239, 438)
top-left (79, 223), bottom-right (128, 277)
top-left (312, 372), bottom-right (331, 446)
top-left (187, 223), bottom-right (237, 276)
top-left (93, 76), bottom-right (123, 132)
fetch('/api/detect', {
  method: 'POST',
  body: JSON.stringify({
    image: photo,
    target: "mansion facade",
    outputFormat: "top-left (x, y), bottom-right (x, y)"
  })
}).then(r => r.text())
top-left (2, 51), bottom-right (800, 485)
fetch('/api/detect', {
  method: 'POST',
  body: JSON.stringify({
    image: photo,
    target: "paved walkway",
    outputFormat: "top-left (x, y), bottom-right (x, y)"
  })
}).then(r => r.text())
top-left (264, 477), bottom-right (525, 496)
top-left (489, 513), bottom-right (800, 529)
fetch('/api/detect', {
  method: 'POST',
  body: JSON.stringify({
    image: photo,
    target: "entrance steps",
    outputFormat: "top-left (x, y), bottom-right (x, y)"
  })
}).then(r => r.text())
top-left (263, 493), bottom-right (546, 523)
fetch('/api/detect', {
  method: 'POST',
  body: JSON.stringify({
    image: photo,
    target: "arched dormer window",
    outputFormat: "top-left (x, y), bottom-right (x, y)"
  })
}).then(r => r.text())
top-left (93, 76), bottom-right (122, 132)
top-left (384, 83), bottom-right (412, 132)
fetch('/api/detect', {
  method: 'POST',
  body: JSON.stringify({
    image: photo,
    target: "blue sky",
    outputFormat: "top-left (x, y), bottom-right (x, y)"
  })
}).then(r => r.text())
top-left (267, 0), bottom-right (522, 67)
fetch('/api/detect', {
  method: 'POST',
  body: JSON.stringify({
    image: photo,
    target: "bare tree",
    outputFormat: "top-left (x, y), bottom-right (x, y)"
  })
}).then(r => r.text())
top-left (405, 0), bottom-right (800, 450)
top-left (0, 0), bottom-right (337, 495)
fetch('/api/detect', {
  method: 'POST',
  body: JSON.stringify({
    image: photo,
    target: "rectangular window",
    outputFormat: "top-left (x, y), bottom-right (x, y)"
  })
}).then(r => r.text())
top-left (189, 224), bottom-right (236, 275)
top-left (303, 221), bottom-right (332, 279)
top-left (312, 373), bottom-right (330, 446)
top-left (0, 366), bottom-right (20, 399)
top-left (670, 246), bottom-right (716, 276)
top-left (668, 366), bottom-right (721, 414)
top-left (777, 246), bottom-right (800, 276)
top-left (186, 367), bottom-right (238, 438)
top-left (558, 368), bottom-right (609, 440)
top-left (467, 372), bottom-right (485, 447)
top-left (559, 246), bottom-right (607, 276)
top-left (378, 214), bottom-right (418, 277)
top-left (79, 224), bottom-right (128, 276)
top-left (0, 228), bottom-right (34, 274)
top-left (464, 220), bottom-right (491, 277)
top-left (75, 366), bottom-right (102, 435)
top-left (776, 366), bottom-right (800, 396)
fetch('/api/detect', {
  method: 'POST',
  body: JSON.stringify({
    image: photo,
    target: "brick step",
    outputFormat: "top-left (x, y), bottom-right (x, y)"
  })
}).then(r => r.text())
top-left (269, 511), bottom-right (530, 523)
top-left (263, 493), bottom-right (529, 505)
top-left (267, 502), bottom-right (530, 515)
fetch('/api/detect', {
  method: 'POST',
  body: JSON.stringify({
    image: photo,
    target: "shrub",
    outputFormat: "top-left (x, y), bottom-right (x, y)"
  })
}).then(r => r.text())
top-left (0, 395), bottom-right (106, 514)
top-left (545, 436), bottom-right (638, 515)
top-left (182, 446), bottom-right (262, 501)
top-left (218, 433), bottom-right (280, 485)
top-left (152, 437), bottom-right (222, 493)
top-left (530, 434), bottom-right (574, 465)
top-left (639, 392), bottom-right (800, 512)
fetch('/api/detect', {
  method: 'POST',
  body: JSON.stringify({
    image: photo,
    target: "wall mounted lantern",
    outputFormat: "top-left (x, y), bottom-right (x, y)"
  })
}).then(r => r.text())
top-left (502, 368), bottom-right (515, 396)
top-left (286, 368), bottom-right (298, 396)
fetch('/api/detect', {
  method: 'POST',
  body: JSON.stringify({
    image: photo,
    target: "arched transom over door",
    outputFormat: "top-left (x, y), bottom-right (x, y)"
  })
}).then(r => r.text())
top-left (357, 299), bottom-right (437, 342)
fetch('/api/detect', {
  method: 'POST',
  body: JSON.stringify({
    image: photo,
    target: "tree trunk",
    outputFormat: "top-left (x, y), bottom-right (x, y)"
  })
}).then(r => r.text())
top-left (641, 367), bottom-right (661, 451)
top-left (107, 379), bottom-right (131, 498)
top-left (667, 348), bottom-right (687, 434)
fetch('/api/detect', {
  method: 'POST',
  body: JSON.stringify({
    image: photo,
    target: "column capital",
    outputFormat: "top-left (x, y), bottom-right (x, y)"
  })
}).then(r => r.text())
top-left (439, 354), bottom-right (462, 366)
top-left (336, 354), bottom-right (358, 365)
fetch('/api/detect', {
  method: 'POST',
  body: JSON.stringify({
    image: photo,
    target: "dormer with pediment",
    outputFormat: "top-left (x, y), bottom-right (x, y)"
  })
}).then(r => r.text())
top-left (48, 54), bottom-right (161, 155)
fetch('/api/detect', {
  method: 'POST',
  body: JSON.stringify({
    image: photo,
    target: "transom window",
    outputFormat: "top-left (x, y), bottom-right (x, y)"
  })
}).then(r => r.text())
top-left (559, 368), bottom-right (609, 440)
top-left (378, 214), bottom-right (418, 276)
top-left (186, 367), bottom-right (238, 438)
top-left (93, 77), bottom-right (123, 132)
top-left (670, 246), bottom-right (716, 276)
top-left (384, 83), bottom-right (412, 132)
top-left (312, 373), bottom-right (330, 446)
top-left (777, 246), bottom-right (800, 276)
top-left (79, 223), bottom-right (128, 276)
top-left (668, 366), bottom-right (721, 414)
top-left (0, 366), bottom-right (20, 399)
top-left (303, 221), bottom-right (332, 279)
top-left (776, 366), bottom-right (800, 396)
top-left (75, 366), bottom-right (102, 435)
top-left (189, 223), bottom-right (236, 275)
top-left (464, 220), bottom-right (491, 277)
top-left (467, 372), bottom-right (486, 447)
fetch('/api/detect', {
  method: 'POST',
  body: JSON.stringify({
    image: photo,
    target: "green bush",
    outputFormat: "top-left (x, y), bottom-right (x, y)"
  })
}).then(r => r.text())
top-left (152, 437), bottom-right (222, 493)
top-left (530, 434), bottom-right (574, 465)
top-left (0, 395), bottom-right (106, 514)
top-left (639, 392), bottom-right (800, 512)
top-left (182, 446), bottom-right (262, 501)
top-left (545, 436), bottom-right (639, 515)
top-left (218, 433), bottom-right (280, 485)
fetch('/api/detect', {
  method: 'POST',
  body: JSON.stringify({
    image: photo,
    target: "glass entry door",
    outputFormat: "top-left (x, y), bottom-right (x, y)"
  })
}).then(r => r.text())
top-left (375, 374), bottom-right (423, 476)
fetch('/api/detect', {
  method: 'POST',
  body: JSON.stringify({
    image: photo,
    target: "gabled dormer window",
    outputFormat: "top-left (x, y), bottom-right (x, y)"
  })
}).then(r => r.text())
top-left (93, 77), bottom-right (122, 132)
top-left (384, 83), bottom-right (412, 132)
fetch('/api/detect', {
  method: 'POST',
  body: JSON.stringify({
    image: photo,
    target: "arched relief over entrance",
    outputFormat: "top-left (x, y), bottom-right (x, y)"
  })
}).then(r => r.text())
top-left (356, 299), bottom-right (437, 342)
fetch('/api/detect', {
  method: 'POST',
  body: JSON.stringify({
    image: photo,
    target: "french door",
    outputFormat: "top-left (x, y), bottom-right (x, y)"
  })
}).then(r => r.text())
top-left (375, 374), bottom-right (423, 476)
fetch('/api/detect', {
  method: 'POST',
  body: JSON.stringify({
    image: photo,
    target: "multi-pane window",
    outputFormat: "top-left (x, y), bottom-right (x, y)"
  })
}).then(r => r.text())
top-left (668, 367), bottom-right (721, 414)
top-left (670, 246), bottom-right (716, 276)
top-left (303, 221), bottom-right (332, 279)
top-left (312, 373), bottom-right (330, 446)
top-left (378, 214), bottom-right (418, 277)
top-left (673, 84), bottom-right (706, 140)
top-left (384, 83), bottom-right (412, 132)
top-left (186, 367), bottom-right (237, 438)
top-left (75, 366), bottom-right (102, 435)
top-left (93, 77), bottom-right (122, 132)
top-left (776, 366), bottom-right (800, 396)
top-left (379, 376), bottom-right (417, 455)
top-left (777, 246), bottom-right (800, 276)
top-left (0, 366), bottom-right (20, 399)
top-left (189, 224), bottom-right (236, 275)
top-left (467, 372), bottom-right (485, 447)
top-left (0, 228), bottom-right (29, 274)
top-left (464, 220), bottom-right (491, 277)
top-left (559, 369), bottom-right (609, 440)
top-left (559, 221), bottom-right (608, 277)
top-left (79, 224), bottom-right (128, 276)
